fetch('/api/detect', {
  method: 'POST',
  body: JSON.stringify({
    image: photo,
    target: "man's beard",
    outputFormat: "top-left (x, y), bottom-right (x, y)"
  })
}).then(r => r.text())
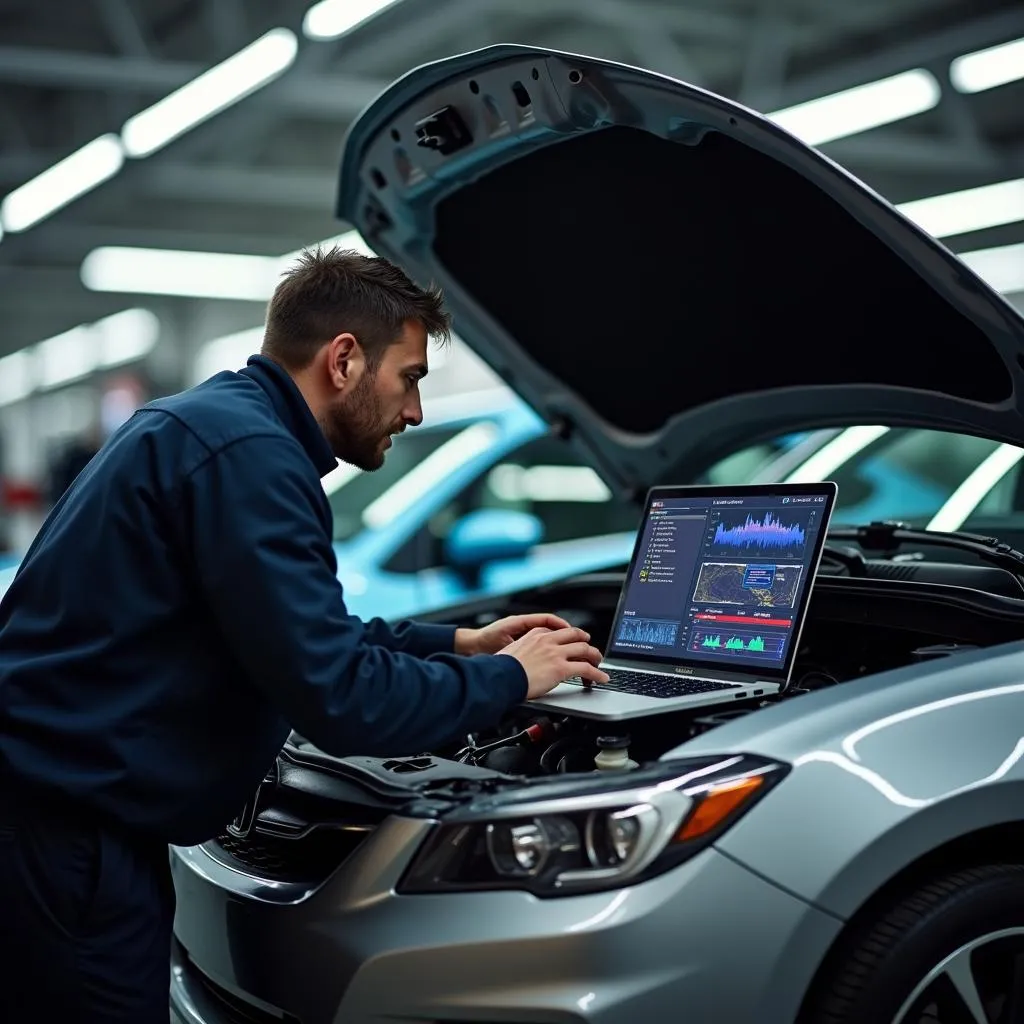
top-left (321, 371), bottom-right (391, 471)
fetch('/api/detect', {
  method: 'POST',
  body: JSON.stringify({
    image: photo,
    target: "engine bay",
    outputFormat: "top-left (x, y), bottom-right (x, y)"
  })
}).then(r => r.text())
top-left (206, 529), bottom-right (1024, 887)
top-left (417, 531), bottom-right (1024, 780)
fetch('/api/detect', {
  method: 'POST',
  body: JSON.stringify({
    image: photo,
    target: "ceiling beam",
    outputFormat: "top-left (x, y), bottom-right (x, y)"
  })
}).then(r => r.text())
top-left (144, 164), bottom-right (336, 209)
top-left (203, 0), bottom-right (247, 53)
top-left (575, 0), bottom-right (704, 83)
top-left (93, 0), bottom-right (151, 57)
top-left (582, 1), bottom-right (747, 42)
top-left (773, 7), bottom-right (1024, 106)
top-left (822, 134), bottom-right (1024, 178)
top-left (0, 224), bottom-right (322, 264)
top-left (738, 0), bottom-right (790, 108)
top-left (0, 46), bottom-right (389, 118)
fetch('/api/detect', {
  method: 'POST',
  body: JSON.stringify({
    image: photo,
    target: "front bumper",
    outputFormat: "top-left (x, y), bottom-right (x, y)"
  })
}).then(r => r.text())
top-left (170, 815), bottom-right (841, 1024)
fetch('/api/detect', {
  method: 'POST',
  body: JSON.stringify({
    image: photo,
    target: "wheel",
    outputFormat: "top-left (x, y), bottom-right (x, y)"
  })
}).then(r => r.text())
top-left (803, 864), bottom-right (1024, 1024)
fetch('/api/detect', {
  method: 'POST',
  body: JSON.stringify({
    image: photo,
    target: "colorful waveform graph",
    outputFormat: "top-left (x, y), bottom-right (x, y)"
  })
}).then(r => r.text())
top-left (691, 628), bottom-right (786, 659)
top-left (701, 634), bottom-right (766, 652)
top-left (711, 509), bottom-right (808, 555)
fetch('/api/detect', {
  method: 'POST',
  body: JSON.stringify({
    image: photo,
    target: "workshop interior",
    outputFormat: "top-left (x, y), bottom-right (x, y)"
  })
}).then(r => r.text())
top-left (1, 1), bottom-right (1024, 1022)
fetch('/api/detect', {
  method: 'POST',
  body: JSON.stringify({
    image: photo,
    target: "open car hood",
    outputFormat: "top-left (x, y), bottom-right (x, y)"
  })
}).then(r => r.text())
top-left (337, 44), bottom-right (1024, 498)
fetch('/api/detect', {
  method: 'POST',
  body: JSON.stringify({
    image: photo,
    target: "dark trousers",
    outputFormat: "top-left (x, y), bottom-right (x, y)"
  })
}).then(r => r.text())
top-left (0, 784), bottom-right (175, 1022)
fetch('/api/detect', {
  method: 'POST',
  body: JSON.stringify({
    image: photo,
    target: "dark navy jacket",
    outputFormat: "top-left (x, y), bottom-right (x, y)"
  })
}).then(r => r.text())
top-left (0, 357), bottom-right (527, 845)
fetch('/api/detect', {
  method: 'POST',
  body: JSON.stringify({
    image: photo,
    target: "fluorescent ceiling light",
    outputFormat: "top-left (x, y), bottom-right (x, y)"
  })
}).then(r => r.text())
top-left (192, 326), bottom-right (264, 385)
top-left (0, 350), bottom-right (34, 407)
top-left (950, 36), bottom-right (1024, 94)
top-left (1, 134), bottom-right (124, 233)
top-left (94, 308), bottom-right (161, 369)
top-left (121, 28), bottom-right (298, 158)
top-left (36, 308), bottom-right (160, 390)
top-left (958, 242), bottom-right (1024, 294)
top-left (82, 247), bottom-right (281, 300)
top-left (303, 0), bottom-right (401, 40)
top-left (768, 70), bottom-right (941, 146)
top-left (36, 325), bottom-right (96, 389)
top-left (83, 230), bottom-right (373, 301)
top-left (0, 308), bottom-right (160, 401)
top-left (897, 178), bottom-right (1024, 239)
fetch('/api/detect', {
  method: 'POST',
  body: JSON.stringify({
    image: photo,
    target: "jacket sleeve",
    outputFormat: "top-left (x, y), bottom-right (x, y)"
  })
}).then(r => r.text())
top-left (360, 617), bottom-right (457, 658)
top-left (179, 436), bottom-right (527, 757)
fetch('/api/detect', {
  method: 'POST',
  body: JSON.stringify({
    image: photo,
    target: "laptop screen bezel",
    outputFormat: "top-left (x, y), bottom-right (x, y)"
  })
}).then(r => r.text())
top-left (605, 481), bottom-right (838, 684)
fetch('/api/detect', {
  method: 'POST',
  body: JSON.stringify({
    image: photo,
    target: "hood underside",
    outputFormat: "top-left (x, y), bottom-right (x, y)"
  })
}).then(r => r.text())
top-left (337, 44), bottom-right (1024, 496)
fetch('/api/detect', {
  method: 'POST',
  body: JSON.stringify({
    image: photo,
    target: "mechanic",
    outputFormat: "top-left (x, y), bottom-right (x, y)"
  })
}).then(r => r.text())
top-left (0, 247), bottom-right (609, 1022)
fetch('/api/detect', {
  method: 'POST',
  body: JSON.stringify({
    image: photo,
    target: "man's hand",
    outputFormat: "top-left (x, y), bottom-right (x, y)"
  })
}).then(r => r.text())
top-left (455, 613), bottom-right (573, 657)
top-left (498, 626), bottom-right (609, 699)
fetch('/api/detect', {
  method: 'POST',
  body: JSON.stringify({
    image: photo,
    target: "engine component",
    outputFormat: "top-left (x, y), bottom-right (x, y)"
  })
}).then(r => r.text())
top-left (594, 735), bottom-right (639, 772)
top-left (455, 717), bottom-right (556, 766)
top-left (480, 745), bottom-right (539, 774)
top-left (911, 643), bottom-right (980, 662)
top-left (539, 735), bottom-right (589, 774)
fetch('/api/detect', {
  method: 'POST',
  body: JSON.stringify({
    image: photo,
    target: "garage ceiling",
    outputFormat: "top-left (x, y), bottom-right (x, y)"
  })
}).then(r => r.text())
top-left (0, 0), bottom-right (1021, 354)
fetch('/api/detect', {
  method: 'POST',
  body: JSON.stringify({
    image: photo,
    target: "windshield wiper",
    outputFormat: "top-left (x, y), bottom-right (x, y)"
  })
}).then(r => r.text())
top-left (829, 521), bottom-right (1024, 577)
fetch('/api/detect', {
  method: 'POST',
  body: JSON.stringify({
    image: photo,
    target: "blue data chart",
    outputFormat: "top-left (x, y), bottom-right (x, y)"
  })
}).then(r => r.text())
top-left (710, 510), bottom-right (808, 557)
top-left (616, 617), bottom-right (680, 647)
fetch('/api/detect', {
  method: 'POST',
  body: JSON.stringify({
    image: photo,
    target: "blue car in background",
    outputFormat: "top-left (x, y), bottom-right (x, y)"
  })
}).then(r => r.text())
top-left (323, 387), bottom-right (639, 620)
top-left (5, 395), bottom-right (1019, 614)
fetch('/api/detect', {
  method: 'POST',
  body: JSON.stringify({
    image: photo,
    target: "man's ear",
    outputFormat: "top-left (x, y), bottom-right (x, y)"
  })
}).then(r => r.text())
top-left (324, 333), bottom-right (360, 391)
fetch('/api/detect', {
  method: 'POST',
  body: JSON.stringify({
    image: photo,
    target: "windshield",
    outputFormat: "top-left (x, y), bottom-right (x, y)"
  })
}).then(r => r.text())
top-left (712, 426), bottom-right (1024, 543)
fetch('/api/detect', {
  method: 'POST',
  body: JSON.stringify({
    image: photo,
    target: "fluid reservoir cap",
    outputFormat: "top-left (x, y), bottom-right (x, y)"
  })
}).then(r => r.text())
top-left (596, 734), bottom-right (631, 751)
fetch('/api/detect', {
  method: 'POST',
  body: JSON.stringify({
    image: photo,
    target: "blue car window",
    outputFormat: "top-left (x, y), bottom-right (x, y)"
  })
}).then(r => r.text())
top-left (825, 429), bottom-right (1002, 526)
top-left (387, 435), bottom-right (640, 574)
top-left (326, 425), bottom-right (464, 542)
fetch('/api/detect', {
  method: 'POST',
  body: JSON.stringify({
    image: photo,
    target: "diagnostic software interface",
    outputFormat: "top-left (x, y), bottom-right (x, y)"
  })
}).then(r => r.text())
top-left (608, 488), bottom-right (832, 673)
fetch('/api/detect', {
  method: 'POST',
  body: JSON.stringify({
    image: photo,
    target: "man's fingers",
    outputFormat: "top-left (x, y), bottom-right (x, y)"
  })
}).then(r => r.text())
top-left (545, 626), bottom-right (591, 644)
top-left (559, 642), bottom-right (604, 666)
top-left (516, 613), bottom-right (572, 632)
top-left (571, 661), bottom-right (610, 685)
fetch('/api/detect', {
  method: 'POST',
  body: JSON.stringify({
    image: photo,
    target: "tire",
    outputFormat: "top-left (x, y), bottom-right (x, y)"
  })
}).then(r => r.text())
top-left (802, 863), bottom-right (1024, 1024)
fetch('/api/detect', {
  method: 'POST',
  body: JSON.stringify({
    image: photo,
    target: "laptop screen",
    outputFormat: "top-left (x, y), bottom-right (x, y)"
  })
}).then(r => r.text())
top-left (606, 482), bottom-right (837, 681)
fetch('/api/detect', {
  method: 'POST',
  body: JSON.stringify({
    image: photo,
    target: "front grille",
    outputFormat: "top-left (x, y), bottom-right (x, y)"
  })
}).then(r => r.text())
top-left (205, 825), bottom-right (372, 884)
top-left (188, 959), bottom-right (300, 1024)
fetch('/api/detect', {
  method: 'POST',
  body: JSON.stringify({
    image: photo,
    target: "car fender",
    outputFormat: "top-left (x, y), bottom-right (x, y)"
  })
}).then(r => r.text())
top-left (675, 640), bottom-right (1024, 919)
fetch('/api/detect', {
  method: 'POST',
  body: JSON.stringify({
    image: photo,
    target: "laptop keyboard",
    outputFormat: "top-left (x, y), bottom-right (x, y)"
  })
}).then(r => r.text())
top-left (565, 669), bottom-right (741, 699)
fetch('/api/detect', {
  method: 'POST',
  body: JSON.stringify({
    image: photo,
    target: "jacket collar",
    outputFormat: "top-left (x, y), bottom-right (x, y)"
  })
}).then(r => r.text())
top-left (240, 355), bottom-right (338, 479)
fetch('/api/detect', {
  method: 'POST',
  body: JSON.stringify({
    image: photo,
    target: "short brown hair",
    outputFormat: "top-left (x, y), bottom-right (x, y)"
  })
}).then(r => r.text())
top-left (262, 246), bottom-right (452, 371)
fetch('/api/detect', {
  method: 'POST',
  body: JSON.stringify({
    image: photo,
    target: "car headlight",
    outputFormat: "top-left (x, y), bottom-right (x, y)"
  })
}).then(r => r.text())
top-left (399, 754), bottom-right (786, 897)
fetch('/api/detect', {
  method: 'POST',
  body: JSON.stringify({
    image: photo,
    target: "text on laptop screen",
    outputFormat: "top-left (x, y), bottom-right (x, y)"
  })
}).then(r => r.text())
top-left (607, 490), bottom-right (830, 671)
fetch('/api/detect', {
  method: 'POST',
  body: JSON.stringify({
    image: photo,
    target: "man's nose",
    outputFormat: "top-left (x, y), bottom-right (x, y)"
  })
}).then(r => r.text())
top-left (403, 395), bottom-right (423, 427)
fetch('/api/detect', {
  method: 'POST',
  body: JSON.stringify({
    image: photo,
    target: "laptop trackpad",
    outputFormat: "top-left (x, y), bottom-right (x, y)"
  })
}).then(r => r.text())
top-left (526, 681), bottom-right (651, 721)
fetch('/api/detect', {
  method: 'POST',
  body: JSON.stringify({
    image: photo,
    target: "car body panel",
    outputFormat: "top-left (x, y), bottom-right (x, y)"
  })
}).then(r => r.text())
top-left (170, 836), bottom-right (841, 1024)
top-left (338, 44), bottom-right (1024, 491)
top-left (678, 641), bottom-right (1024, 918)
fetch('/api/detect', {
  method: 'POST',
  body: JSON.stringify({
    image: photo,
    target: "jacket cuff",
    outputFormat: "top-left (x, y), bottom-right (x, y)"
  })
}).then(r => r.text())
top-left (407, 623), bottom-right (458, 657)
top-left (492, 653), bottom-right (530, 702)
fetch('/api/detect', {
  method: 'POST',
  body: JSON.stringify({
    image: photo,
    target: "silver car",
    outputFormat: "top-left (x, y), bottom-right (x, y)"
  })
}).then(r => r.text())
top-left (170, 46), bottom-right (1024, 1024)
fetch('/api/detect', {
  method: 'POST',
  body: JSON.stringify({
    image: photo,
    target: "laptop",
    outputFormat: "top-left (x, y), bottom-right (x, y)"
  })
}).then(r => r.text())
top-left (530, 481), bottom-right (838, 721)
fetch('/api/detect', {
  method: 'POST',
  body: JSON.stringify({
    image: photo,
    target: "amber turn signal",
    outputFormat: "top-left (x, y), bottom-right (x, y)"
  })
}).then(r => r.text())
top-left (675, 774), bottom-right (766, 842)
